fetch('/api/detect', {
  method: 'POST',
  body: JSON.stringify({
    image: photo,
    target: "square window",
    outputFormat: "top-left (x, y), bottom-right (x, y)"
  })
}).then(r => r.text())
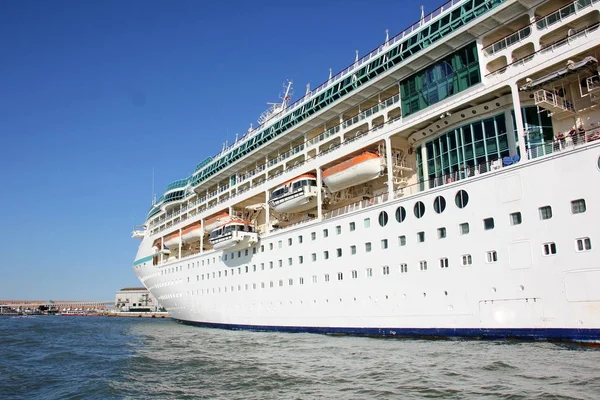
top-left (419, 261), bottom-right (428, 271)
top-left (571, 199), bottom-right (586, 214)
top-left (417, 231), bottom-right (425, 243)
top-left (539, 206), bottom-right (552, 220)
top-left (324, 250), bottom-right (329, 260)
top-left (352, 270), bottom-right (358, 279)
top-left (350, 245), bottom-right (356, 255)
top-left (278, 240), bottom-right (282, 249)
top-left (269, 243), bottom-right (274, 250)
top-left (398, 235), bottom-right (406, 246)
top-left (337, 272), bottom-right (343, 280)
top-left (349, 222), bottom-right (356, 231)
top-left (439, 258), bottom-right (449, 269)
top-left (298, 235), bottom-right (303, 244)
top-left (459, 222), bottom-right (470, 235)
top-left (365, 242), bottom-right (372, 252)
top-left (336, 225), bottom-right (341, 235)
top-left (324, 274), bottom-right (330, 282)
top-left (382, 266), bottom-right (390, 275)
top-left (269, 261), bottom-right (273, 269)
top-left (311, 253), bottom-right (317, 261)
top-left (312, 275), bottom-right (317, 283)
top-left (576, 237), bottom-right (592, 251)
top-left (253, 247), bottom-right (257, 254)
top-left (288, 238), bottom-right (292, 246)
top-left (260, 263), bottom-right (264, 270)
top-left (311, 232), bottom-right (316, 240)
top-left (337, 248), bottom-right (342, 257)
top-left (323, 229), bottom-right (329, 238)
top-left (364, 218), bottom-right (371, 228)
top-left (299, 277), bottom-right (304, 285)
top-left (278, 260), bottom-right (283, 267)
top-left (510, 212), bottom-right (522, 225)
top-left (260, 245), bottom-right (264, 252)
top-left (543, 242), bottom-right (557, 255)
top-left (437, 227), bottom-right (446, 239)
top-left (288, 258), bottom-right (293, 266)
top-left (299, 255), bottom-right (304, 264)
top-left (486, 251), bottom-right (498, 263)
top-left (381, 239), bottom-right (388, 249)
top-left (366, 268), bottom-right (373, 277)
top-left (484, 217), bottom-right (495, 230)
top-left (400, 263), bottom-right (408, 273)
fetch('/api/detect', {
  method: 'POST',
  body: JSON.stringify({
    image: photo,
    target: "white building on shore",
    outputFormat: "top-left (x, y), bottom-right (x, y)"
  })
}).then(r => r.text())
top-left (114, 287), bottom-right (162, 312)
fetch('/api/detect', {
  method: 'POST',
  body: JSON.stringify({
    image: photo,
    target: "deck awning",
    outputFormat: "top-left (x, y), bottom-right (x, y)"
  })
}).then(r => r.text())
top-left (519, 56), bottom-right (598, 91)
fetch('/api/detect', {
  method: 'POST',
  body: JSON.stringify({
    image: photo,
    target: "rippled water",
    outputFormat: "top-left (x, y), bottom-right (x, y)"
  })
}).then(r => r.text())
top-left (1, 316), bottom-right (600, 399)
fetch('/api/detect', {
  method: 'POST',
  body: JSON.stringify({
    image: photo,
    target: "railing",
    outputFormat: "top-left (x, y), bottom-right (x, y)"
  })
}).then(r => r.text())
top-left (307, 126), bottom-right (341, 147)
top-left (485, 23), bottom-right (599, 77)
top-left (536, 0), bottom-right (598, 30)
top-left (164, 178), bottom-right (189, 192)
top-left (484, 26), bottom-right (532, 56)
top-left (540, 22), bottom-right (599, 53)
top-left (534, 89), bottom-right (575, 111)
top-left (341, 95), bottom-right (401, 129)
top-left (525, 128), bottom-right (600, 160)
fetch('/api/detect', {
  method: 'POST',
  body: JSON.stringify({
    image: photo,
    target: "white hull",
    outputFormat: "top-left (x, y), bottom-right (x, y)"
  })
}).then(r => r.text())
top-left (134, 145), bottom-right (600, 340)
top-left (323, 157), bottom-right (382, 192)
top-left (132, 0), bottom-right (600, 341)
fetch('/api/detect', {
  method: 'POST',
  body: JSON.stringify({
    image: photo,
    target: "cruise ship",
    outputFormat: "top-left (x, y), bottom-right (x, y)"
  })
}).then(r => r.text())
top-left (132, 0), bottom-right (600, 342)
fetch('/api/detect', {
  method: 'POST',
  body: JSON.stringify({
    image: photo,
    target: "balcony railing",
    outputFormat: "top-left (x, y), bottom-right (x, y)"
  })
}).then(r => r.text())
top-left (525, 128), bottom-right (600, 160)
top-left (484, 26), bottom-right (532, 56)
top-left (536, 0), bottom-right (599, 30)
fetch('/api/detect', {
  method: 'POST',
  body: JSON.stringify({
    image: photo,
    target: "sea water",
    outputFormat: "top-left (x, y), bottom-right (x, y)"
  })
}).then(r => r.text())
top-left (1, 316), bottom-right (599, 399)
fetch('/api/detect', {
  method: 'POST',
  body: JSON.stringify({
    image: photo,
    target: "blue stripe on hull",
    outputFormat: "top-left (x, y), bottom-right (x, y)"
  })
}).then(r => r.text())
top-left (172, 318), bottom-right (600, 342)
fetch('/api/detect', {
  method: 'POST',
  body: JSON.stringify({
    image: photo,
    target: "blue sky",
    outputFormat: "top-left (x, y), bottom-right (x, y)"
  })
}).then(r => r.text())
top-left (0, 0), bottom-right (441, 301)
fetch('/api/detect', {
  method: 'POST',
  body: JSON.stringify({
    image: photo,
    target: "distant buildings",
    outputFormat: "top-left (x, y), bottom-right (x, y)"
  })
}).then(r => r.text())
top-left (114, 287), bottom-right (163, 312)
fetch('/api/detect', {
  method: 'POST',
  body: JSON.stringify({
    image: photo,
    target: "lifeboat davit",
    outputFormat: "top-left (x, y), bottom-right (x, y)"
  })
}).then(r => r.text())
top-left (322, 151), bottom-right (382, 192)
top-left (209, 220), bottom-right (259, 251)
top-left (203, 211), bottom-right (232, 233)
top-left (269, 174), bottom-right (318, 213)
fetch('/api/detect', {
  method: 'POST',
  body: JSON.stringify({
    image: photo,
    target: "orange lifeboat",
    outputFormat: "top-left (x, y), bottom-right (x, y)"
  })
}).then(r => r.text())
top-left (203, 211), bottom-right (232, 233)
top-left (322, 151), bottom-right (382, 192)
top-left (162, 223), bottom-right (202, 248)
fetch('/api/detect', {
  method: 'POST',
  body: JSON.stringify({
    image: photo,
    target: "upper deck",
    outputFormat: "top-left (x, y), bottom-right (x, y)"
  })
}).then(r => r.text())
top-left (147, 0), bottom-right (518, 220)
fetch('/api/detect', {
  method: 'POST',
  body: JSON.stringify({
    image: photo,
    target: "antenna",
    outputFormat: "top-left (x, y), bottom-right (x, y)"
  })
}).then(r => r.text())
top-left (385, 29), bottom-right (389, 43)
top-left (355, 50), bottom-right (359, 63)
top-left (420, 6), bottom-right (425, 26)
top-left (305, 83), bottom-right (311, 96)
top-left (257, 80), bottom-right (294, 125)
top-left (151, 167), bottom-right (155, 206)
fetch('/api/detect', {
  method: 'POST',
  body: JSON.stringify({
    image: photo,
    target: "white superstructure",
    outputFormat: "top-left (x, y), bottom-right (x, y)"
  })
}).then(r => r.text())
top-left (132, 0), bottom-right (600, 341)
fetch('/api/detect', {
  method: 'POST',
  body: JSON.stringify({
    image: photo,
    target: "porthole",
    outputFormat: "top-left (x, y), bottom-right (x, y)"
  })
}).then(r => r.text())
top-left (455, 190), bottom-right (469, 208)
top-left (472, 110), bottom-right (476, 114)
top-left (461, 113), bottom-right (465, 118)
top-left (597, 155), bottom-right (600, 170)
top-left (414, 201), bottom-right (425, 218)
top-left (495, 102), bottom-right (500, 107)
top-left (484, 105), bottom-right (489, 110)
top-left (378, 211), bottom-right (389, 227)
top-left (395, 206), bottom-right (406, 223)
top-left (433, 196), bottom-right (446, 214)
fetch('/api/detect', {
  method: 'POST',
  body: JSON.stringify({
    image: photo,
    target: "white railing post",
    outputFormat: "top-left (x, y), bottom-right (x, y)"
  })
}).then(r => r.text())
top-left (317, 168), bottom-right (323, 220)
top-left (511, 84), bottom-right (528, 161)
